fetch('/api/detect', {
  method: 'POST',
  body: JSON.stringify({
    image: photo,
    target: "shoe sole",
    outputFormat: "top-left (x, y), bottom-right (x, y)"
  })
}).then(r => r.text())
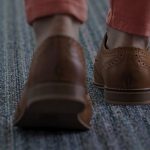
top-left (94, 82), bottom-right (150, 105)
top-left (14, 83), bottom-right (91, 130)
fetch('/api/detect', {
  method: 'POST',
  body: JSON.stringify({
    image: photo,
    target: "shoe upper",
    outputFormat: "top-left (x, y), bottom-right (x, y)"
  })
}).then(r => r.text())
top-left (14, 36), bottom-right (90, 123)
top-left (94, 35), bottom-right (150, 90)
top-left (27, 36), bottom-right (87, 88)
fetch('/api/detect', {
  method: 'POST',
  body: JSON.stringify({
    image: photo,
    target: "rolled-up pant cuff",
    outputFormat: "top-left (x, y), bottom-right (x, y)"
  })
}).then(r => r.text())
top-left (106, 0), bottom-right (150, 37)
top-left (107, 10), bottom-right (150, 37)
top-left (25, 0), bottom-right (88, 25)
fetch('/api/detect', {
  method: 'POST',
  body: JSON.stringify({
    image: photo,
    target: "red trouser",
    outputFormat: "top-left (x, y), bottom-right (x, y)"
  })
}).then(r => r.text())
top-left (25, 0), bottom-right (150, 37)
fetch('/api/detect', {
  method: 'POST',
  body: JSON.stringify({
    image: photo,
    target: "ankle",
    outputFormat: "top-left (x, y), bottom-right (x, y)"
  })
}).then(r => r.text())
top-left (33, 15), bottom-right (81, 46)
top-left (106, 27), bottom-right (150, 50)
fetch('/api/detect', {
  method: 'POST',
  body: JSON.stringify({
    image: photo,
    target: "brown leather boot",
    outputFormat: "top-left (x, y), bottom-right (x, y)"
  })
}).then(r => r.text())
top-left (14, 36), bottom-right (92, 130)
top-left (94, 34), bottom-right (150, 104)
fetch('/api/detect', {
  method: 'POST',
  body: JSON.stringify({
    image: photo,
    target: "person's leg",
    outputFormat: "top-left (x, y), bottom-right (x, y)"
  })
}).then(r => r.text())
top-left (25, 0), bottom-right (87, 46)
top-left (14, 0), bottom-right (92, 129)
top-left (94, 0), bottom-right (150, 104)
top-left (106, 0), bottom-right (150, 49)
top-left (33, 15), bottom-right (80, 47)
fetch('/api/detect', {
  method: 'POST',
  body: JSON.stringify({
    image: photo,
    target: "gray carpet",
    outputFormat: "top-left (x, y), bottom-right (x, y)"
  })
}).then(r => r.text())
top-left (1, 0), bottom-right (150, 150)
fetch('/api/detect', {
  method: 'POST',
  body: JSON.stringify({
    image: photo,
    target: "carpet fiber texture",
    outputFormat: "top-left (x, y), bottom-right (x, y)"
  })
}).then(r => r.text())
top-left (1, 0), bottom-right (150, 150)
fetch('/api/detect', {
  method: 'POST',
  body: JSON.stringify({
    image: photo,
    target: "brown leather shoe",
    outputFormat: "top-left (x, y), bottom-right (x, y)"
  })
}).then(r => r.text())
top-left (14, 36), bottom-right (92, 130)
top-left (94, 34), bottom-right (150, 104)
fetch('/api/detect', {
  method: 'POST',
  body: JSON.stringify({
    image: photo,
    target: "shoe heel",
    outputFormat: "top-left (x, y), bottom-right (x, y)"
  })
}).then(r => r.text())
top-left (105, 89), bottom-right (150, 104)
top-left (14, 83), bottom-right (91, 130)
top-left (27, 83), bottom-right (86, 113)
